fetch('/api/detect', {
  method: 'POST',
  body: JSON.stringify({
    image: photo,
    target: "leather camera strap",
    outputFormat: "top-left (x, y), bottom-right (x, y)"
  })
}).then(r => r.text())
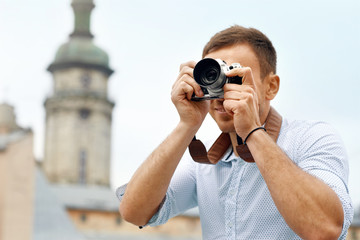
top-left (188, 107), bottom-right (282, 164)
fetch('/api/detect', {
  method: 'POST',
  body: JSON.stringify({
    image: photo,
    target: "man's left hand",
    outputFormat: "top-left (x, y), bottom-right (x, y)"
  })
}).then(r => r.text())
top-left (223, 66), bottom-right (261, 139)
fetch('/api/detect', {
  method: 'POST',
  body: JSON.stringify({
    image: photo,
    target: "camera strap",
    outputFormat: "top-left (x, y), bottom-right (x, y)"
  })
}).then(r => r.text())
top-left (188, 107), bottom-right (282, 164)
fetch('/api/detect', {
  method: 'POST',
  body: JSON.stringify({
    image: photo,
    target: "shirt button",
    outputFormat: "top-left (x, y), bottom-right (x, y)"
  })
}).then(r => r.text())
top-left (229, 189), bottom-right (235, 196)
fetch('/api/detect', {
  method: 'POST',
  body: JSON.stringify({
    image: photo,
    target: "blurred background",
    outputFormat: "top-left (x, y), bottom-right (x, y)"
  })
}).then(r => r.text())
top-left (0, 0), bottom-right (359, 239)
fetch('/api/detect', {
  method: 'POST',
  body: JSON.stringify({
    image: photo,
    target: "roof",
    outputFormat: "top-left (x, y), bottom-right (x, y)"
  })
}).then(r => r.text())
top-left (0, 129), bottom-right (30, 151)
top-left (352, 212), bottom-right (360, 227)
top-left (48, 37), bottom-right (113, 76)
top-left (84, 233), bottom-right (201, 240)
top-left (33, 168), bottom-right (86, 240)
top-left (47, 0), bottom-right (113, 75)
top-left (51, 183), bottom-right (120, 212)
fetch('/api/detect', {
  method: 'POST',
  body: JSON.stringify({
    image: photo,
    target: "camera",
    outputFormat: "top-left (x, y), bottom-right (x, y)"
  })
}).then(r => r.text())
top-left (191, 58), bottom-right (243, 101)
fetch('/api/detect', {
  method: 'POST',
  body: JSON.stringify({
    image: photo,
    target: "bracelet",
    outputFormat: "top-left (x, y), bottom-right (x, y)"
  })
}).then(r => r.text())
top-left (244, 127), bottom-right (266, 145)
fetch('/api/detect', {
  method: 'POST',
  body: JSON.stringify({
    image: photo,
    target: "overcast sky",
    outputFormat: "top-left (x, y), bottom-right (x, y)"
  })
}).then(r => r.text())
top-left (1, 0), bottom-right (359, 207)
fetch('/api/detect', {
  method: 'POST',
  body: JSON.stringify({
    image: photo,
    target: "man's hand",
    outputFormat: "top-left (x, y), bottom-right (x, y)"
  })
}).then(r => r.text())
top-left (120, 61), bottom-right (208, 226)
top-left (223, 66), bottom-right (261, 139)
top-left (171, 61), bottom-right (210, 129)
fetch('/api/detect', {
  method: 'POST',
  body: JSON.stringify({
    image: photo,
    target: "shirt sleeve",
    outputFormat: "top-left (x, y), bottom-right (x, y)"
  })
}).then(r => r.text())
top-left (296, 121), bottom-right (354, 239)
top-left (115, 150), bottom-right (198, 228)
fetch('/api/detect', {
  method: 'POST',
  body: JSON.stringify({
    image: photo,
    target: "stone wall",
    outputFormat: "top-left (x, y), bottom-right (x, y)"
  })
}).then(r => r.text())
top-left (0, 132), bottom-right (34, 240)
top-left (67, 209), bottom-right (202, 238)
top-left (43, 67), bottom-right (113, 186)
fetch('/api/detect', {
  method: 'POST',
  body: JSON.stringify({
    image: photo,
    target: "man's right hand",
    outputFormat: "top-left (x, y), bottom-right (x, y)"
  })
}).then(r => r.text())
top-left (171, 61), bottom-right (210, 129)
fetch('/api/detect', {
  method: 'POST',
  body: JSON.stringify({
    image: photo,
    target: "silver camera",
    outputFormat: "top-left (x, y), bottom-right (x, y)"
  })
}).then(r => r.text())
top-left (191, 58), bottom-right (243, 101)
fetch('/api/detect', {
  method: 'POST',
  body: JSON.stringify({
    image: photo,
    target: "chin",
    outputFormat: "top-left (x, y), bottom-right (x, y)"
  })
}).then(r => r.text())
top-left (219, 126), bottom-right (235, 133)
top-left (216, 121), bottom-right (235, 133)
top-left (210, 112), bottom-right (234, 133)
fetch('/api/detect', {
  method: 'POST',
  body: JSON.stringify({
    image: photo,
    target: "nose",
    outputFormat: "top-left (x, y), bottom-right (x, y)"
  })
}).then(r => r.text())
top-left (215, 99), bottom-right (224, 104)
top-left (211, 98), bottom-right (224, 107)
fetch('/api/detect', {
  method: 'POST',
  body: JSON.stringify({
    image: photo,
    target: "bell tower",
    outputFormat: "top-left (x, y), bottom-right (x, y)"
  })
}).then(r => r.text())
top-left (43, 0), bottom-right (114, 186)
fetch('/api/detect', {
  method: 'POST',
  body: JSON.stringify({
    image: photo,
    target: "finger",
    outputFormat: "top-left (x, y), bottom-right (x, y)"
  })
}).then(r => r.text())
top-left (174, 74), bottom-right (203, 97)
top-left (176, 65), bottom-right (195, 82)
top-left (179, 61), bottom-right (196, 72)
top-left (172, 80), bottom-right (191, 99)
top-left (223, 90), bottom-right (251, 101)
top-left (226, 67), bottom-right (255, 87)
top-left (172, 76), bottom-right (200, 100)
top-left (224, 87), bottom-right (258, 108)
top-left (172, 67), bottom-right (194, 90)
top-left (223, 84), bottom-right (255, 96)
top-left (223, 85), bottom-right (255, 102)
top-left (182, 75), bottom-right (204, 97)
top-left (223, 99), bottom-right (250, 116)
top-left (173, 61), bottom-right (197, 90)
top-left (222, 99), bottom-right (238, 116)
top-left (178, 81), bottom-right (196, 100)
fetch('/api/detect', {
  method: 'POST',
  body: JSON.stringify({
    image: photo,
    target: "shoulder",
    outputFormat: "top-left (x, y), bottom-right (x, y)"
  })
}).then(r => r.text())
top-left (279, 118), bottom-right (343, 148)
top-left (280, 118), bottom-right (339, 138)
top-left (281, 117), bottom-right (348, 173)
top-left (278, 117), bottom-right (347, 164)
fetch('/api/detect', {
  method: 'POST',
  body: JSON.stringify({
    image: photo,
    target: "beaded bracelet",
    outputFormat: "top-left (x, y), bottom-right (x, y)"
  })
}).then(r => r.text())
top-left (244, 127), bottom-right (267, 145)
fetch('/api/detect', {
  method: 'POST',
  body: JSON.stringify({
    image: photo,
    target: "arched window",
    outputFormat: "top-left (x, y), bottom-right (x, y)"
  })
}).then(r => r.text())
top-left (80, 213), bottom-right (87, 222)
top-left (81, 73), bottom-right (91, 88)
top-left (79, 108), bottom-right (90, 120)
top-left (79, 150), bottom-right (87, 184)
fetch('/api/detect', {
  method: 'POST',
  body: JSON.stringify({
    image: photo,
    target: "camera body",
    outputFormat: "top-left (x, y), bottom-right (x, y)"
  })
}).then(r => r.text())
top-left (191, 58), bottom-right (243, 101)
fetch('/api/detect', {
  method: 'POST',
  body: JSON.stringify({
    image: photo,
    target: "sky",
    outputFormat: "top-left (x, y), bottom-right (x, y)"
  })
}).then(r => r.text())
top-left (1, 0), bottom-right (359, 208)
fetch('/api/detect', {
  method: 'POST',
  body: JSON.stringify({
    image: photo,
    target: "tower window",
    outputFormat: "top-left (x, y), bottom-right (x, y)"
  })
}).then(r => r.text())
top-left (80, 213), bottom-right (87, 222)
top-left (79, 150), bottom-right (87, 184)
top-left (116, 216), bottom-right (122, 225)
top-left (79, 108), bottom-right (90, 120)
top-left (81, 73), bottom-right (91, 88)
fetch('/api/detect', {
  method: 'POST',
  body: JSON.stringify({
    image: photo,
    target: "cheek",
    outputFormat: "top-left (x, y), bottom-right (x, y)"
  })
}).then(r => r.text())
top-left (255, 83), bottom-right (267, 103)
top-left (257, 91), bottom-right (265, 104)
top-left (209, 108), bottom-right (215, 119)
top-left (209, 111), bottom-right (234, 132)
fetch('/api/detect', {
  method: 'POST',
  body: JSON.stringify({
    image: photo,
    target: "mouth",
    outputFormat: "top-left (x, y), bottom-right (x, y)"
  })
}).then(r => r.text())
top-left (211, 99), bottom-right (227, 114)
top-left (214, 106), bottom-right (226, 113)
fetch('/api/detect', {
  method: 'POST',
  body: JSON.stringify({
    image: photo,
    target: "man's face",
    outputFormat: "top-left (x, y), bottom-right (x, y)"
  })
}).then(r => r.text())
top-left (204, 43), bottom-right (268, 133)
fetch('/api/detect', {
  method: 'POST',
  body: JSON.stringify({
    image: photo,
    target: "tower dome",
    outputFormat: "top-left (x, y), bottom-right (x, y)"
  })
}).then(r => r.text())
top-left (47, 0), bottom-right (113, 76)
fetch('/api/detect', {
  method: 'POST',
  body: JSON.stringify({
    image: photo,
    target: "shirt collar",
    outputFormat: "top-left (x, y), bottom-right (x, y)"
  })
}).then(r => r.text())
top-left (221, 147), bottom-right (237, 162)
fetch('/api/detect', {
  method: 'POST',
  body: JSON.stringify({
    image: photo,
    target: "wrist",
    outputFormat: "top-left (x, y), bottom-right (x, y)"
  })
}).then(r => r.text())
top-left (244, 127), bottom-right (267, 145)
top-left (244, 127), bottom-right (268, 145)
top-left (177, 120), bottom-right (201, 135)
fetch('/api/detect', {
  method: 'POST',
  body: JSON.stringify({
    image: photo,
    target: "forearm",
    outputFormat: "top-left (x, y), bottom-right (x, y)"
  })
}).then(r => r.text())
top-left (119, 121), bottom-right (199, 226)
top-left (247, 130), bottom-right (343, 240)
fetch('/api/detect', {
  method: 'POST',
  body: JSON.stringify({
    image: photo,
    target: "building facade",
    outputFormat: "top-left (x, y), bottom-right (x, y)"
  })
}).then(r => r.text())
top-left (0, 103), bottom-right (34, 240)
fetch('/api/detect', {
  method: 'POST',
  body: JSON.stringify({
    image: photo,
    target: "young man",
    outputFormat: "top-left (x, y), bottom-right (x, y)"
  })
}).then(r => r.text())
top-left (117, 25), bottom-right (353, 239)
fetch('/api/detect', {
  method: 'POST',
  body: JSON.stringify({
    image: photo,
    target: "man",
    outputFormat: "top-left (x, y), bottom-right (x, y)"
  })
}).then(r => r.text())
top-left (117, 25), bottom-right (353, 239)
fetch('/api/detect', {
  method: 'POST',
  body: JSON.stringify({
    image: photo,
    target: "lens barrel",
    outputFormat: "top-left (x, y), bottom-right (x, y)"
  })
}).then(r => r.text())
top-left (193, 58), bottom-right (227, 91)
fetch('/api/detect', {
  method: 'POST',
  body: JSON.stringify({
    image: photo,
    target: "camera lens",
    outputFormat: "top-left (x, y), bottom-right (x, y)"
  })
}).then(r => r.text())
top-left (194, 58), bottom-right (221, 86)
top-left (205, 69), bottom-right (218, 81)
top-left (202, 68), bottom-right (219, 84)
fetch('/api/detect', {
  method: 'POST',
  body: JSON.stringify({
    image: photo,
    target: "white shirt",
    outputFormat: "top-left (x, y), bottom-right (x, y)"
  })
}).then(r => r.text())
top-left (117, 117), bottom-right (353, 239)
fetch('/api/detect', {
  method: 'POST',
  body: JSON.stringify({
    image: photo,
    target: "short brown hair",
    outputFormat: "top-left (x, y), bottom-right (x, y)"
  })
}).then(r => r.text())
top-left (202, 25), bottom-right (277, 79)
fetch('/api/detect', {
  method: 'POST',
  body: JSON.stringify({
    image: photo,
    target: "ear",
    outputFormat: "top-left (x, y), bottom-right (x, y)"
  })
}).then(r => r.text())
top-left (265, 73), bottom-right (280, 100)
